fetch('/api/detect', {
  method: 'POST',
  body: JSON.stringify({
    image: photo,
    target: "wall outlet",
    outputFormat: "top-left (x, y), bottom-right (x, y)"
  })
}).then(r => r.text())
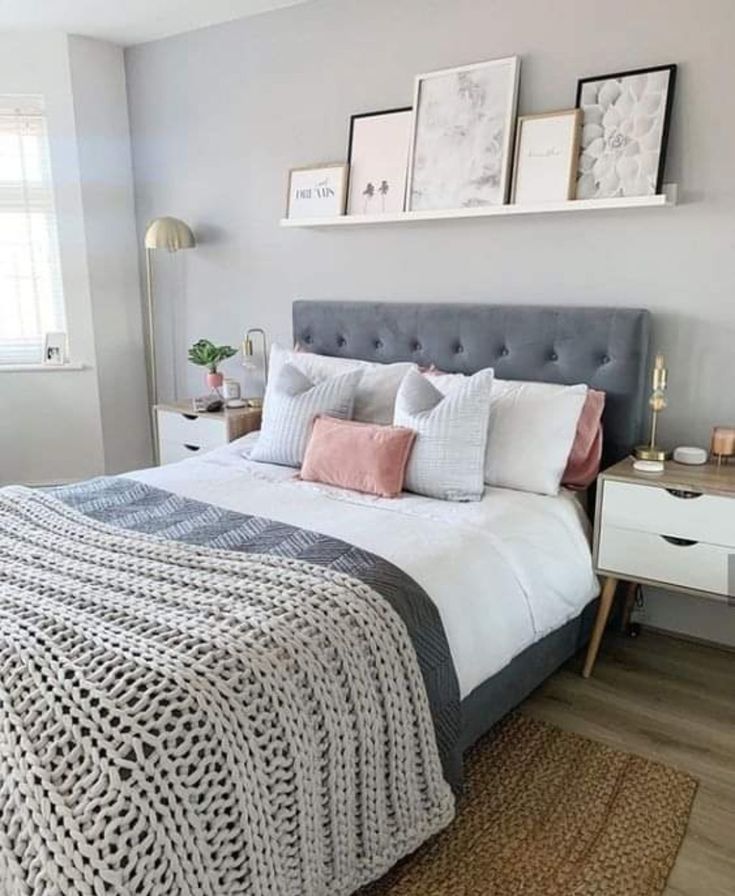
top-left (631, 590), bottom-right (647, 622)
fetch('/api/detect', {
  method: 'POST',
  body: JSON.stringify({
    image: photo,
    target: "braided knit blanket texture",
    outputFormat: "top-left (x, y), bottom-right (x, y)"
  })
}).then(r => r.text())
top-left (0, 487), bottom-right (454, 896)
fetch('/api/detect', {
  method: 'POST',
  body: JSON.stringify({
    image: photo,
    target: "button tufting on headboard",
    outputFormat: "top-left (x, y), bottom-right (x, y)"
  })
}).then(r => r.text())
top-left (293, 300), bottom-right (651, 465)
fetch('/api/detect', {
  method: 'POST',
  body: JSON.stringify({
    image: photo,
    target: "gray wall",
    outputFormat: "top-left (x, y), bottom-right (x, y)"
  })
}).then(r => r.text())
top-left (125, 0), bottom-right (735, 451)
top-left (125, 0), bottom-right (735, 644)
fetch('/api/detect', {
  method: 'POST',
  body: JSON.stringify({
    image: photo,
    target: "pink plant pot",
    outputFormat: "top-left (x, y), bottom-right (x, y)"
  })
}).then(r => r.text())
top-left (206, 372), bottom-right (224, 390)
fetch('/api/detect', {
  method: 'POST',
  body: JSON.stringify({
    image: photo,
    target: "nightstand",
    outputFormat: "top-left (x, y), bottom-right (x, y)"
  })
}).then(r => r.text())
top-left (583, 457), bottom-right (735, 677)
top-left (155, 401), bottom-right (261, 465)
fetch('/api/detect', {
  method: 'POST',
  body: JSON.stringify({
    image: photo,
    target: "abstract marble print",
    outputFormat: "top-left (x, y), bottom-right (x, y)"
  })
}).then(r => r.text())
top-left (576, 66), bottom-right (676, 199)
top-left (408, 57), bottom-right (519, 211)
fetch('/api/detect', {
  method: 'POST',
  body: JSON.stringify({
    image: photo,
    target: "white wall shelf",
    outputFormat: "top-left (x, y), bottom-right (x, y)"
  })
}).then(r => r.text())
top-left (280, 184), bottom-right (677, 228)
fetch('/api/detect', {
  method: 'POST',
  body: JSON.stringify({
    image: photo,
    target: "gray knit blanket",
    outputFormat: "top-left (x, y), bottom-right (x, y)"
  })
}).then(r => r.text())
top-left (0, 487), bottom-right (455, 895)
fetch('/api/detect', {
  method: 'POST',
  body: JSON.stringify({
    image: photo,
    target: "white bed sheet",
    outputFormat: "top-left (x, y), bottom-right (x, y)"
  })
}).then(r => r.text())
top-left (129, 433), bottom-right (599, 699)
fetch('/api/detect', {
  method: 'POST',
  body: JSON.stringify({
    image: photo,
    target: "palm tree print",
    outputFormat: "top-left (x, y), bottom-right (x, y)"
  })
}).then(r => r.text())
top-left (378, 180), bottom-right (390, 212)
top-left (362, 181), bottom-right (375, 213)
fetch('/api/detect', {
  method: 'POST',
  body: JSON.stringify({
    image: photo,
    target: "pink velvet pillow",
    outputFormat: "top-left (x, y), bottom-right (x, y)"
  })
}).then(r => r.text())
top-left (300, 416), bottom-right (416, 498)
top-left (562, 389), bottom-right (606, 489)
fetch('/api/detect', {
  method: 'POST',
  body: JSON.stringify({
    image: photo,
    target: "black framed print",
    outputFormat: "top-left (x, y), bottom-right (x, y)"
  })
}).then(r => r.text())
top-left (575, 64), bottom-right (676, 199)
top-left (346, 108), bottom-right (413, 215)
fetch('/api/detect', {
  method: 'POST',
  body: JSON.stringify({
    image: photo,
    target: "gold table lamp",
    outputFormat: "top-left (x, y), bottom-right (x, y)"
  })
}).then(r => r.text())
top-left (634, 353), bottom-right (670, 462)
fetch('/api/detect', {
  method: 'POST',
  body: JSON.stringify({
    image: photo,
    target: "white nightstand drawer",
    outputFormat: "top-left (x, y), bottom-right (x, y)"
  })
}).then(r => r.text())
top-left (159, 440), bottom-right (208, 465)
top-left (157, 410), bottom-right (225, 449)
top-left (598, 525), bottom-right (734, 596)
top-left (602, 479), bottom-right (735, 548)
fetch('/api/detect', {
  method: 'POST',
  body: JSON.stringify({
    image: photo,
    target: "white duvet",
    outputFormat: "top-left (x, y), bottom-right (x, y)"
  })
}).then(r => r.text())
top-left (130, 433), bottom-right (599, 699)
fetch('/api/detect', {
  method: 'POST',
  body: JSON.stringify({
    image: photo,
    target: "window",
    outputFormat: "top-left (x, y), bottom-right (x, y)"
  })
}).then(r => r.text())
top-left (0, 95), bottom-right (65, 365)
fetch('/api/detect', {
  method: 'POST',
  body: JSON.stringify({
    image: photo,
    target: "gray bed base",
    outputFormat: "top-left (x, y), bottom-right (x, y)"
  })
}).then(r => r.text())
top-left (459, 601), bottom-right (598, 752)
top-left (292, 300), bottom-right (651, 753)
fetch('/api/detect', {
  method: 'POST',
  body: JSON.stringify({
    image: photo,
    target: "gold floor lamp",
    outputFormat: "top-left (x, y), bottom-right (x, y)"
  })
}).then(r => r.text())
top-left (144, 216), bottom-right (196, 462)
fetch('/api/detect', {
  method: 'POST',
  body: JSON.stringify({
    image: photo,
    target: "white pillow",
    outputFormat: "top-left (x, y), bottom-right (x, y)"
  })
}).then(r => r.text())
top-left (394, 368), bottom-right (494, 502)
top-left (269, 344), bottom-right (414, 425)
top-left (483, 380), bottom-right (588, 495)
top-left (250, 363), bottom-right (362, 467)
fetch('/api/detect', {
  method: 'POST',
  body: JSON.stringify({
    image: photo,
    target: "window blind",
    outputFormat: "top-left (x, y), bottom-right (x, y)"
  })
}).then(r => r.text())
top-left (0, 95), bottom-right (66, 365)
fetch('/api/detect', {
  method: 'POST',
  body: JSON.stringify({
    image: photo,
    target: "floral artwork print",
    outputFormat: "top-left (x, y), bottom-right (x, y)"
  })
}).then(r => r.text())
top-left (576, 68), bottom-right (674, 199)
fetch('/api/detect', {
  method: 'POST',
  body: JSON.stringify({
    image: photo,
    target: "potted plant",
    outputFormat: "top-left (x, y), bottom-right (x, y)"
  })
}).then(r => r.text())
top-left (187, 339), bottom-right (237, 390)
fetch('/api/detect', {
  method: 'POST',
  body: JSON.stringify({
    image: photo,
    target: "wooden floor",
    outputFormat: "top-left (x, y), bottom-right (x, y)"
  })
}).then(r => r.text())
top-left (522, 630), bottom-right (735, 896)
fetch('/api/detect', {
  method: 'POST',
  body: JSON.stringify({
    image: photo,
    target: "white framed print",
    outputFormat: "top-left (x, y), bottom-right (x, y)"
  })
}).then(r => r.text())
top-left (286, 163), bottom-right (348, 219)
top-left (406, 56), bottom-right (520, 211)
top-left (43, 331), bottom-right (67, 365)
top-left (511, 110), bottom-right (582, 204)
top-left (346, 108), bottom-right (413, 215)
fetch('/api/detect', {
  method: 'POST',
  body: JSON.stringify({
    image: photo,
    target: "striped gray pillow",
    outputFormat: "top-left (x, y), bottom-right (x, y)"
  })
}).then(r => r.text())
top-left (250, 363), bottom-right (362, 467)
top-left (394, 368), bottom-right (494, 501)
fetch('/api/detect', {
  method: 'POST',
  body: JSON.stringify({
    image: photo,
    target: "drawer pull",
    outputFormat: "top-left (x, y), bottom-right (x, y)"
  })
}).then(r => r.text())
top-left (182, 413), bottom-right (198, 421)
top-left (665, 488), bottom-right (702, 500)
top-left (183, 443), bottom-right (201, 452)
top-left (660, 535), bottom-right (698, 547)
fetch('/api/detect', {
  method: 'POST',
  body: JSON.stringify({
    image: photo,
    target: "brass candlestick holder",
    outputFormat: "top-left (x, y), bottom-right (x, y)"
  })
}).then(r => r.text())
top-left (634, 353), bottom-right (671, 462)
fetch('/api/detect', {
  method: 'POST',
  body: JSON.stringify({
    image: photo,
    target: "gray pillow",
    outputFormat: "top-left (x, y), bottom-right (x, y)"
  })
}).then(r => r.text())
top-left (250, 363), bottom-right (362, 467)
top-left (394, 368), bottom-right (494, 501)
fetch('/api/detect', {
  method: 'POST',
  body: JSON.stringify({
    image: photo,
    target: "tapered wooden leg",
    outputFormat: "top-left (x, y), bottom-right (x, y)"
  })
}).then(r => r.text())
top-left (582, 576), bottom-right (619, 678)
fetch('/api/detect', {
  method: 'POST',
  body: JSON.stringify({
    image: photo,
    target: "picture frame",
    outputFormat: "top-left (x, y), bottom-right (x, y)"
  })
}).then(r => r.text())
top-left (286, 163), bottom-right (348, 219)
top-left (43, 331), bottom-right (67, 365)
top-left (510, 109), bottom-right (582, 204)
top-left (575, 64), bottom-right (677, 199)
top-left (346, 107), bottom-right (413, 216)
top-left (406, 56), bottom-right (520, 211)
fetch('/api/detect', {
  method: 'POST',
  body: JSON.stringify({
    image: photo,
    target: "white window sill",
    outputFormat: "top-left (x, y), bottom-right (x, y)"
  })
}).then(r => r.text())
top-left (0, 362), bottom-right (89, 373)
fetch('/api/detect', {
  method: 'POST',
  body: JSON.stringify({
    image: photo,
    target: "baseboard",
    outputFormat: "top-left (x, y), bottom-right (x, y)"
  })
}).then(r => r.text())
top-left (641, 623), bottom-right (735, 653)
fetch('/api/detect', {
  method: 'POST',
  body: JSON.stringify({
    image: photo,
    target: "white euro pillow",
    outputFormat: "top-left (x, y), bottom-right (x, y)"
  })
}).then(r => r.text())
top-left (394, 367), bottom-right (495, 502)
top-left (423, 371), bottom-right (588, 496)
top-left (483, 380), bottom-right (588, 495)
top-left (269, 343), bottom-right (415, 425)
top-left (250, 363), bottom-right (362, 467)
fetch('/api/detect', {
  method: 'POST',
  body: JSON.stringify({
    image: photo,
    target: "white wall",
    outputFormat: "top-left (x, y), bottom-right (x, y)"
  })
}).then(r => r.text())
top-left (68, 35), bottom-right (150, 474)
top-left (0, 32), bottom-right (149, 485)
top-left (123, 0), bottom-right (735, 645)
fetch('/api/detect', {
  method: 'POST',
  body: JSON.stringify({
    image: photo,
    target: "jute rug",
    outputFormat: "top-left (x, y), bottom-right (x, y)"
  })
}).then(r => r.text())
top-left (361, 713), bottom-right (697, 896)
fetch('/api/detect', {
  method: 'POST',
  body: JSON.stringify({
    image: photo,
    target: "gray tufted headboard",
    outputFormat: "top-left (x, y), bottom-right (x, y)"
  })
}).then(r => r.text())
top-left (292, 301), bottom-right (651, 466)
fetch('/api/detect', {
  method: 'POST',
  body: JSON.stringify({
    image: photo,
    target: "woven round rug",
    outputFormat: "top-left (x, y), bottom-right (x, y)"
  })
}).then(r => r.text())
top-left (360, 713), bottom-right (696, 896)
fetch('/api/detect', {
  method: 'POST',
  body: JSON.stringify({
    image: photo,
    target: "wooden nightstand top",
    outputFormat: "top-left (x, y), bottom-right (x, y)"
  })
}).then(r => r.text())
top-left (600, 456), bottom-right (735, 498)
top-left (155, 400), bottom-right (262, 424)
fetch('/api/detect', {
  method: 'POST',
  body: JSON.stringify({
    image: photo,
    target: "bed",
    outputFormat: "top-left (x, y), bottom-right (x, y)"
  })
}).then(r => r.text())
top-left (0, 301), bottom-right (651, 895)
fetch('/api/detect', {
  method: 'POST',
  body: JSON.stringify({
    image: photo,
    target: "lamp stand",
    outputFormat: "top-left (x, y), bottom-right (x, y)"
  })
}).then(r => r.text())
top-left (145, 246), bottom-right (160, 464)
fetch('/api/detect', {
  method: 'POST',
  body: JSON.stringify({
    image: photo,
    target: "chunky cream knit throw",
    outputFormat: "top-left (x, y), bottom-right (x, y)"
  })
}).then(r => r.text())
top-left (0, 488), bottom-right (454, 895)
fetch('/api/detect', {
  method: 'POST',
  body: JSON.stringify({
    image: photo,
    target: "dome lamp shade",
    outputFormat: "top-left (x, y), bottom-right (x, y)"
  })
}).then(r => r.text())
top-left (144, 216), bottom-right (196, 252)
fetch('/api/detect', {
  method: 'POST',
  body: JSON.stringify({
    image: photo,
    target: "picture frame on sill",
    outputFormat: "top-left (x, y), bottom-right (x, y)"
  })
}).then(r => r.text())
top-left (43, 331), bottom-right (67, 366)
top-left (575, 63), bottom-right (677, 199)
top-left (347, 107), bottom-right (413, 216)
top-left (406, 56), bottom-right (520, 212)
top-left (286, 163), bottom-right (348, 220)
top-left (511, 109), bottom-right (582, 204)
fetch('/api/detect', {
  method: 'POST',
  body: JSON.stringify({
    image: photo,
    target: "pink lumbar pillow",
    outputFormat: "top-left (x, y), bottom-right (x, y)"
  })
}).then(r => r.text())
top-left (300, 415), bottom-right (416, 498)
top-left (563, 389), bottom-right (606, 489)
